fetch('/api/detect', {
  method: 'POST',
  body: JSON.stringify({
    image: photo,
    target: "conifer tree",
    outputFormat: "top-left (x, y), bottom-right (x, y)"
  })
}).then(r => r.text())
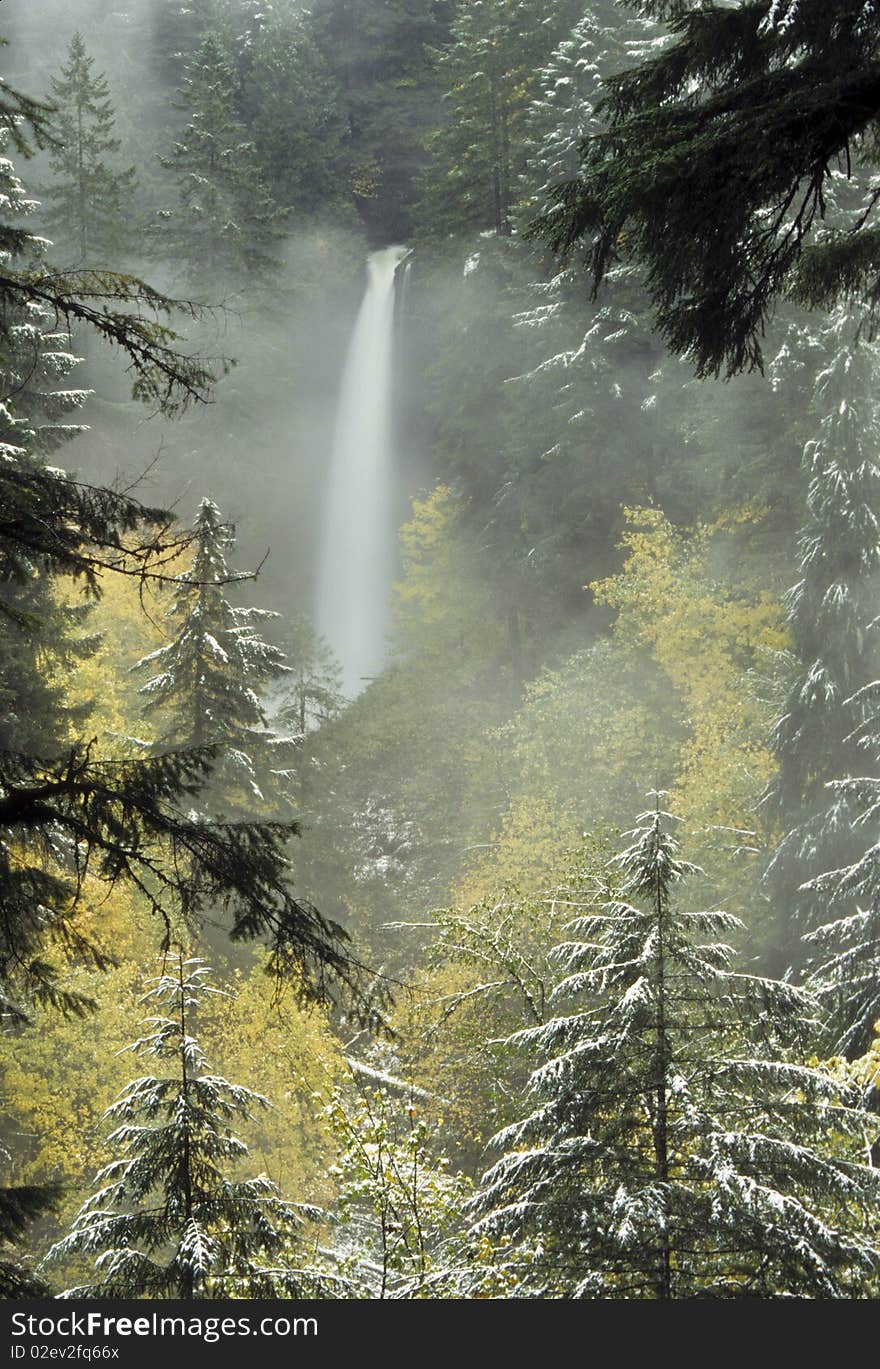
top-left (242, 7), bottom-right (351, 220)
top-left (0, 60), bottom-right (370, 1022)
top-left (523, 5), bottom-right (656, 217)
top-left (43, 957), bottom-right (324, 1298)
top-left (0, 1182), bottom-right (60, 1297)
top-left (277, 615), bottom-right (343, 742)
top-left (307, 0), bottom-right (452, 239)
top-left (471, 801), bottom-right (880, 1297)
top-left (763, 316), bottom-right (880, 989)
top-left (157, 35), bottom-right (285, 292)
top-left (41, 33), bottom-right (137, 265)
top-left (133, 498), bottom-right (293, 817)
top-left (0, 127), bottom-right (108, 1016)
top-left (417, 0), bottom-right (583, 238)
top-left (532, 1), bottom-right (880, 378)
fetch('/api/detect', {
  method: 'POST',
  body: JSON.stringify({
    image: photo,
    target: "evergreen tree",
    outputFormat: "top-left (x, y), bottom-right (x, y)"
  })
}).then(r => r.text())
top-left (0, 127), bottom-right (108, 1016)
top-left (41, 33), bottom-right (137, 266)
top-left (532, 0), bottom-right (880, 377)
top-left (156, 35), bottom-right (285, 292)
top-left (416, 0), bottom-right (584, 238)
top-left (0, 61), bottom-right (370, 1021)
top-left (0, 1182), bottom-right (60, 1297)
top-left (276, 615), bottom-right (343, 742)
top-left (762, 316), bottom-right (880, 992)
top-left (470, 801), bottom-right (880, 1297)
top-left (133, 498), bottom-right (293, 817)
top-left (44, 957), bottom-right (323, 1298)
top-left (523, 5), bottom-right (656, 218)
top-left (242, 7), bottom-right (351, 221)
top-left (308, 0), bottom-right (453, 240)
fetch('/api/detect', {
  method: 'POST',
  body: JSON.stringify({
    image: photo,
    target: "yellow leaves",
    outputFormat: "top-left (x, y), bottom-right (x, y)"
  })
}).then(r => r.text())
top-left (455, 795), bottom-right (579, 907)
top-left (198, 962), bottom-right (344, 1203)
top-left (0, 954), bottom-right (346, 1258)
top-left (392, 482), bottom-right (503, 666)
top-left (592, 505), bottom-right (787, 714)
top-left (54, 565), bottom-right (169, 744)
top-left (0, 960), bottom-right (144, 1230)
top-left (592, 504), bottom-right (788, 903)
top-left (395, 484), bottom-right (457, 626)
top-left (352, 157), bottom-right (382, 201)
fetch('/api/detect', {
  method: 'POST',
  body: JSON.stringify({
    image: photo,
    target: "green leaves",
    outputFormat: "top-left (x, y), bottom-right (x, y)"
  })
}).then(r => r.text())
top-left (471, 804), bottom-right (880, 1297)
top-left (531, 0), bottom-right (880, 377)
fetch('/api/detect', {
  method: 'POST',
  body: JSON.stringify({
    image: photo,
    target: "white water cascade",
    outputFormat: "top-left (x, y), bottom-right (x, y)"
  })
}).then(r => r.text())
top-left (316, 245), bottom-right (409, 698)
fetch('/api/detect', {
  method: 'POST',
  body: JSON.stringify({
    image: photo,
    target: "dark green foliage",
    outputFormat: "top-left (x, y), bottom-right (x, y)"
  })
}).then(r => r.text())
top-left (41, 32), bottom-right (138, 265)
top-left (272, 614), bottom-right (343, 805)
top-left (44, 957), bottom-right (324, 1298)
top-left (472, 802), bottom-right (880, 1297)
top-left (240, 8), bottom-right (352, 220)
top-left (532, 0), bottom-right (880, 377)
top-left (0, 60), bottom-right (370, 1025)
top-left (156, 34), bottom-right (286, 291)
top-left (308, 0), bottom-right (454, 241)
top-left (133, 498), bottom-right (294, 816)
top-left (763, 318), bottom-right (880, 989)
top-left (416, 0), bottom-right (585, 239)
top-left (0, 1182), bottom-right (61, 1297)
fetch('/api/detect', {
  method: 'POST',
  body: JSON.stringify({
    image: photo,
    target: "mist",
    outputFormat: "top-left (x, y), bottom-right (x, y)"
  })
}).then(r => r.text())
top-left (2, 0), bottom-right (879, 1307)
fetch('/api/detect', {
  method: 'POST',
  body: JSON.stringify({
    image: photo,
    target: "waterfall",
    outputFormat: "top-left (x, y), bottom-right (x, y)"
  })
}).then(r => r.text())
top-left (315, 245), bottom-right (409, 699)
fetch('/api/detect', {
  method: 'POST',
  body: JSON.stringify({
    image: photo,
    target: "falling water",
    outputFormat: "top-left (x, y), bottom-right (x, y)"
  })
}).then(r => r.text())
top-left (316, 245), bottom-right (409, 698)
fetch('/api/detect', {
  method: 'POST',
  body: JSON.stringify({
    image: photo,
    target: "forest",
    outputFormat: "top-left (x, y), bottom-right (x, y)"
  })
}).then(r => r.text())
top-left (1, 0), bottom-right (880, 1302)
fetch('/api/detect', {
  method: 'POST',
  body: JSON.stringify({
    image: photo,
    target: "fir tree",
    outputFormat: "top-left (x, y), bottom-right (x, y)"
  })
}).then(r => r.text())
top-left (41, 33), bottom-right (137, 266)
top-left (0, 59), bottom-right (371, 1022)
top-left (470, 801), bottom-right (880, 1298)
top-left (241, 7), bottom-right (351, 221)
top-left (133, 498), bottom-right (293, 817)
top-left (307, 0), bottom-right (453, 240)
top-left (532, 0), bottom-right (880, 377)
top-left (417, 0), bottom-right (584, 239)
top-left (523, 5), bottom-right (656, 219)
top-left (0, 1182), bottom-right (61, 1297)
top-left (157, 35), bottom-right (285, 292)
top-left (763, 316), bottom-right (880, 993)
top-left (43, 957), bottom-right (324, 1298)
top-left (0, 127), bottom-right (91, 462)
top-left (277, 616), bottom-right (343, 741)
top-left (0, 127), bottom-right (107, 1017)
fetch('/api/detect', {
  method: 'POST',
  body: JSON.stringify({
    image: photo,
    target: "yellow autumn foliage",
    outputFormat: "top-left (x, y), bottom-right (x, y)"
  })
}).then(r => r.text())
top-left (592, 503), bottom-right (788, 902)
top-left (0, 954), bottom-right (344, 1254)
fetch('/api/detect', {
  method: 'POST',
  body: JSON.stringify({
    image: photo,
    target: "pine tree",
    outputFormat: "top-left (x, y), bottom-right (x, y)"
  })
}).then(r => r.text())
top-left (470, 801), bottom-right (880, 1298)
top-left (277, 616), bottom-right (342, 740)
top-left (0, 1182), bottom-right (61, 1297)
top-left (43, 957), bottom-right (324, 1298)
top-left (241, 7), bottom-right (351, 221)
top-left (0, 127), bottom-right (108, 1016)
top-left (417, 0), bottom-right (584, 239)
top-left (307, 0), bottom-right (453, 240)
top-left (0, 60), bottom-right (370, 1021)
top-left (133, 498), bottom-right (293, 817)
top-left (41, 33), bottom-right (137, 266)
top-left (156, 35), bottom-right (285, 292)
top-left (532, 0), bottom-right (880, 377)
top-left (762, 316), bottom-right (880, 995)
top-left (0, 128), bottom-right (91, 463)
top-left (523, 5), bottom-right (656, 218)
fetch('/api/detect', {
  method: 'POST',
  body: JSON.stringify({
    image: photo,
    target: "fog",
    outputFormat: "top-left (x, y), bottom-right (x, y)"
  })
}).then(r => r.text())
top-left (3, 0), bottom-right (878, 1302)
